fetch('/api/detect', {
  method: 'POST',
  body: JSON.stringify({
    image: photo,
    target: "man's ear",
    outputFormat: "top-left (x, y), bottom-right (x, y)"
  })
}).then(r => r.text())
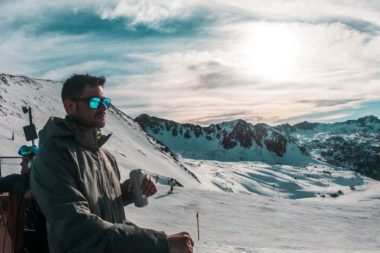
top-left (63, 99), bottom-right (76, 114)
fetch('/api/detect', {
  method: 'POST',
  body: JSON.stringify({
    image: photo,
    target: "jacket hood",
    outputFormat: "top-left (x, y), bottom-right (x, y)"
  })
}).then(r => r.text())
top-left (38, 115), bottom-right (111, 150)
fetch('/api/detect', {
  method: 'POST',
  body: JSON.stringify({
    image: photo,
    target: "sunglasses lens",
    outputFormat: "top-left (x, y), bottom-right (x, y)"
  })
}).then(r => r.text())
top-left (89, 97), bottom-right (101, 109)
top-left (18, 145), bottom-right (39, 156)
top-left (19, 146), bottom-right (30, 156)
top-left (103, 98), bottom-right (111, 108)
top-left (88, 97), bottom-right (111, 109)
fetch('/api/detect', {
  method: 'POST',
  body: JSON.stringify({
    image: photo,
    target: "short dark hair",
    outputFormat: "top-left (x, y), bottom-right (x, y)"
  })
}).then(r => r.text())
top-left (61, 74), bottom-right (106, 101)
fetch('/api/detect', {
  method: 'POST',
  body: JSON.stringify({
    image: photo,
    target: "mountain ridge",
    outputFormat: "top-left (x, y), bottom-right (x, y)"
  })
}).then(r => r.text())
top-left (135, 113), bottom-right (380, 180)
top-left (276, 115), bottom-right (380, 133)
top-left (135, 114), bottom-right (310, 165)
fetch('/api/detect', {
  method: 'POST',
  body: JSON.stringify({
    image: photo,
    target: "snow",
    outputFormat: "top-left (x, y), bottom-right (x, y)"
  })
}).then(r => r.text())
top-left (1, 74), bottom-right (380, 252)
top-left (127, 182), bottom-right (380, 252)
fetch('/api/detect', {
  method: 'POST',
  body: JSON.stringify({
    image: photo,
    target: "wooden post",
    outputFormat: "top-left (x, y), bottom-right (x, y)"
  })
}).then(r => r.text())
top-left (196, 212), bottom-right (200, 241)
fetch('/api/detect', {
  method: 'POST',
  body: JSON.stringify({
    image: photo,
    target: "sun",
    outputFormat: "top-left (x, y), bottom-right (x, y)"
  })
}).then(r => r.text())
top-left (242, 23), bottom-right (299, 82)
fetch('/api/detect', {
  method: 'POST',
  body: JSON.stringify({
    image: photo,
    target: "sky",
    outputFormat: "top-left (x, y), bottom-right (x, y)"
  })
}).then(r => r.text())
top-left (1, 0), bottom-right (380, 126)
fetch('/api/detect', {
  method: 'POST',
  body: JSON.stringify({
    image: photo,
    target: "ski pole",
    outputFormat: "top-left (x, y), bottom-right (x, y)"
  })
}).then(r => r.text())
top-left (196, 212), bottom-right (200, 241)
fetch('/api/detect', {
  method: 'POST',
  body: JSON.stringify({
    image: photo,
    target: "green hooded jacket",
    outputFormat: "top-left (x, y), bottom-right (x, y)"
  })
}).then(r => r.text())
top-left (31, 116), bottom-right (169, 253)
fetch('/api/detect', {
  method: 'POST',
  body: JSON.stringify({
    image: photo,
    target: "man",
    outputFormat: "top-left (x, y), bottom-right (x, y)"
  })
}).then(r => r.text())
top-left (31, 74), bottom-right (194, 253)
top-left (169, 178), bottom-right (175, 193)
top-left (0, 145), bottom-right (48, 253)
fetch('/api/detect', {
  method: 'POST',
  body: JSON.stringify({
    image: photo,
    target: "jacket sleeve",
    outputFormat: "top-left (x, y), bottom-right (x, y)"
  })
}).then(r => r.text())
top-left (31, 143), bottom-right (169, 253)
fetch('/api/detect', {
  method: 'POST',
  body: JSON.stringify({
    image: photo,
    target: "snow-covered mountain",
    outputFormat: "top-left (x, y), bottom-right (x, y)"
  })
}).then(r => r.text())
top-left (275, 116), bottom-right (380, 180)
top-left (135, 114), bottom-right (310, 165)
top-left (134, 113), bottom-right (379, 180)
top-left (0, 73), bottom-right (200, 187)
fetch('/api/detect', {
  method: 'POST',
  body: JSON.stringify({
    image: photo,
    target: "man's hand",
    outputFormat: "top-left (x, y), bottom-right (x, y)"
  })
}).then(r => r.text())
top-left (168, 232), bottom-right (194, 253)
top-left (141, 175), bottom-right (157, 197)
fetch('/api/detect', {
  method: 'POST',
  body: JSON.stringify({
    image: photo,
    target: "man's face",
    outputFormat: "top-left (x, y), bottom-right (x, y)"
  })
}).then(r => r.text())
top-left (68, 85), bottom-right (108, 128)
top-left (20, 156), bottom-right (31, 175)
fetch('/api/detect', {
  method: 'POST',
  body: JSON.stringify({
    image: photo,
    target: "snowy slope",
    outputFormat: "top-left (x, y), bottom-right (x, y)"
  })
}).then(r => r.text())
top-left (128, 178), bottom-right (380, 253)
top-left (127, 159), bottom-right (380, 252)
top-left (183, 159), bottom-right (369, 199)
top-left (0, 73), bottom-right (200, 187)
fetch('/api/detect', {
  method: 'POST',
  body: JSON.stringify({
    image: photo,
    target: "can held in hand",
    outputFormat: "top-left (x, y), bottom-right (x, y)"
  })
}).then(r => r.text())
top-left (129, 169), bottom-right (149, 207)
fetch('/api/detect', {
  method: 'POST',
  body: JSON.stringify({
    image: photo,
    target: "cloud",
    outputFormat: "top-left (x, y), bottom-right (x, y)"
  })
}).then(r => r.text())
top-left (314, 113), bottom-right (353, 122)
top-left (186, 112), bottom-right (265, 126)
top-left (0, 0), bottom-right (214, 37)
top-left (299, 99), bottom-right (361, 107)
top-left (100, 0), bottom-right (209, 31)
top-left (41, 61), bottom-right (113, 80)
top-left (98, 0), bottom-right (380, 33)
top-left (1, 0), bottom-right (380, 125)
top-left (105, 31), bottom-right (380, 124)
top-left (2, 0), bottom-right (380, 34)
top-left (279, 100), bottom-right (380, 124)
top-left (187, 61), bottom-right (252, 90)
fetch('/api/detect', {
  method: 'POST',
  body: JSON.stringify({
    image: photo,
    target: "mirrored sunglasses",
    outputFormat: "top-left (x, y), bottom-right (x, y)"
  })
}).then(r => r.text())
top-left (72, 96), bottom-right (111, 109)
top-left (18, 145), bottom-right (39, 156)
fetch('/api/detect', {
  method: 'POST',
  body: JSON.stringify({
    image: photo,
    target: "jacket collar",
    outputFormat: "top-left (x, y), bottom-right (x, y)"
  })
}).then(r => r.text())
top-left (64, 115), bottom-right (111, 151)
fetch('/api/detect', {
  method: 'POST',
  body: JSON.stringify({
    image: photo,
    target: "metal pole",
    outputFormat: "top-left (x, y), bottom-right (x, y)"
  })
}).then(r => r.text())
top-left (196, 212), bottom-right (200, 241)
top-left (28, 107), bottom-right (35, 146)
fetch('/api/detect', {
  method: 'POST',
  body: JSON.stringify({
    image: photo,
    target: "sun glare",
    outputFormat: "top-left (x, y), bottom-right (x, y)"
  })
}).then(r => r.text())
top-left (242, 24), bottom-right (299, 82)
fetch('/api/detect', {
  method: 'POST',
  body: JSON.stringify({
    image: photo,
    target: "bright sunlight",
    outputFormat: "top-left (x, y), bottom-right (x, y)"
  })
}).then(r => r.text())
top-left (242, 23), bottom-right (300, 82)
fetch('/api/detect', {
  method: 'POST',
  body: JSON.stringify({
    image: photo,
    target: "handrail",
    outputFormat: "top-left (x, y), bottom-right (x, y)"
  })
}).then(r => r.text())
top-left (0, 156), bottom-right (22, 178)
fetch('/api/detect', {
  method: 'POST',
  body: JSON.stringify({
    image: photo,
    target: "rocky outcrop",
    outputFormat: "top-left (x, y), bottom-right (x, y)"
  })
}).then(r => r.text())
top-left (274, 123), bottom-right (296, 135)
top-left (135, 114), bottom-right (301, 160)
top-left (293, 121), bottom-right (320, 130)
top-left (221, 120), bottom-right (254, 149)
top-left (135, 114), bottom-right (163, 134)
top-left (275, 115), bottom-right (380, 180)
top-left (264, 131), bottom-right (287, 157)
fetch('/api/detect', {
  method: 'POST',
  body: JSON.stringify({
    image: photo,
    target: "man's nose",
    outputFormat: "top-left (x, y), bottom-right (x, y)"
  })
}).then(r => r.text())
top-left (98, 102), bottom-right (108, 111)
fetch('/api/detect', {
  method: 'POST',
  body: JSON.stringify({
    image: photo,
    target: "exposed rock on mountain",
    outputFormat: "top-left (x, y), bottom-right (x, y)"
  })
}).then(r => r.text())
top-left (135, 114), bottom-right (309, 165)
top-left (275, 116), bottom-right (380, 180)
